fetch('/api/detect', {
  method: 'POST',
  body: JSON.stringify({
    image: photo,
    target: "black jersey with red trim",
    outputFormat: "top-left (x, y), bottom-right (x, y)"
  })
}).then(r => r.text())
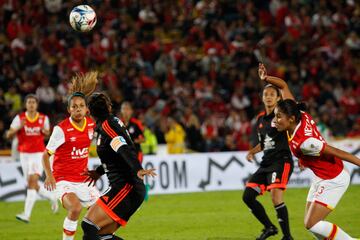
top-left (255, 110), bottom-right (292, 166)
top-left (126, 117), bottom-right (144, 153)
top-left (95, 115), bottom-right (143, 186)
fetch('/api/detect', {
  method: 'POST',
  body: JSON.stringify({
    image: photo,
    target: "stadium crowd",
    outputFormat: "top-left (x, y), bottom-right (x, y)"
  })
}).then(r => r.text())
top-left (0, 0), bottom-right (359, 152)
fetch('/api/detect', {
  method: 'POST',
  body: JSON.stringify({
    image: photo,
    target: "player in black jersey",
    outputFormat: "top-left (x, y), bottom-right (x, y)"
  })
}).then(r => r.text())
top-left (119, 101), bottom-right (145, 163)
top-left (80, 93), bottom-right (156, 240)
top-left (242, 64), bottom-right (294, 240)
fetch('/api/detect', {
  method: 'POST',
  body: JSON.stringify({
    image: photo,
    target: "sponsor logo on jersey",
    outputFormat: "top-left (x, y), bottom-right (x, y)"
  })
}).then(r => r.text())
top-left (24, 126), bottom-right (41, 136)
top-left (71, 147), bottom-right (89, 159)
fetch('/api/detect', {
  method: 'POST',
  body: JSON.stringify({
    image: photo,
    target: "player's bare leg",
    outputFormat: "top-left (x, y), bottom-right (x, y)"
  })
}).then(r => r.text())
top-left (62, 193), bottom-right (83, 240)
top-left (305, 202), bottom-right (354, 239)
top-left (270, 188), bottom-right (293, 240)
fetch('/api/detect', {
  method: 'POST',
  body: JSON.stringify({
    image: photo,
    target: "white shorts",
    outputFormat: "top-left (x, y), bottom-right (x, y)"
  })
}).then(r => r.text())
top-left (55, 181), bottom-right (100, 208)
top-left (19, 152), bottom-right (44, 179)
top-left (307, 168), bottom-right (350, 210)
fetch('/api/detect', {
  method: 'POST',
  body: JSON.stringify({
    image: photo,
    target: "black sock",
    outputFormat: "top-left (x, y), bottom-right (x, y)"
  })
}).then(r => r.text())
top-left (242, 187), bottom-right (274, 228)
top-left (81, 218), bottom-right (100, 240)
top-left (275, 202), bottom-right (291, 237)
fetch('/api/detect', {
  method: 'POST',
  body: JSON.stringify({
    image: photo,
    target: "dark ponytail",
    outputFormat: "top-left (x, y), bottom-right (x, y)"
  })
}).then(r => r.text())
top-left (277, 99), bottom-right (307, 123)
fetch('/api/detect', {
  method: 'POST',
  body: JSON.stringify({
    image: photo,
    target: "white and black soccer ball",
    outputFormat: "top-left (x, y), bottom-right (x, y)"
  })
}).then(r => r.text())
top-left (69, 5), bottom-right (97, 32)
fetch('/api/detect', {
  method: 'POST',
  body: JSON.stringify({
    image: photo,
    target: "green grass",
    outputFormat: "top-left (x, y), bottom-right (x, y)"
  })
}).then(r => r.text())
top-left (1, 186), bottom-right (360, 240)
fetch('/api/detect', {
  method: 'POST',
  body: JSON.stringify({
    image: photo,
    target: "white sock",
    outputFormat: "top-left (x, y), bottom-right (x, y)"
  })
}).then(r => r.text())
top-left (24, 189), bottom-right (37, 218)
top-left (38, 184), bottom-right (55, 200)
top-left (63, 217), bottom-right (78, 240)
top-left (309, 221), bottom-right (354, 240)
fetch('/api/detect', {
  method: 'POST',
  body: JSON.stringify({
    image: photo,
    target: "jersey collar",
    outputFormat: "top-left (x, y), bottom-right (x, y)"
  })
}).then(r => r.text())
top-left (287, 120), bottom-right (301, 141)
top-left (69, 117), bottom-right (87, 132)
top-left (25, 112), bottom-right (39, 123)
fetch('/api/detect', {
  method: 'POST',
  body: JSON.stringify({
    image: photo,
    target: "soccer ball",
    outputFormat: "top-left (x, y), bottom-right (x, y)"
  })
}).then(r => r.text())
top-left (69, 5), bottom-right (97, 32)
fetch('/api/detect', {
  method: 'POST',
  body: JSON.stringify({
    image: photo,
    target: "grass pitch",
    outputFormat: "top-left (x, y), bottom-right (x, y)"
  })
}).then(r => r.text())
top-left (1, 186), bottom-right (360, 240)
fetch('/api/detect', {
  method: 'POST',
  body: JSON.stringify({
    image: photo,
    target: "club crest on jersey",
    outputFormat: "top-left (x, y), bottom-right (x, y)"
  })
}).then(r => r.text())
top-left (88, 128), bottom-right (94, 140)
top-left (39, 119), bottom-right (43, 124)
top-left (70, 137), bottom-right (76, 142)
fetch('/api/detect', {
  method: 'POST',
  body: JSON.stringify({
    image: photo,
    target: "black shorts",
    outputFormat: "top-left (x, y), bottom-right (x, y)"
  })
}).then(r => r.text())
top-left (96, 182), bottom-right (145, 226)
top-left (246, 161), bottom-right (293, 195)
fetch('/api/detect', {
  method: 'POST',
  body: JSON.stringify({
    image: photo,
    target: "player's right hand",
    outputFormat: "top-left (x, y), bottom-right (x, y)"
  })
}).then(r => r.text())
top-left (246, 152), bottom-right (254, 162)
top-left (44, 175), bottom-right (56, 191)
top-left (81, 169), bottom-right (101, 186)
top-left (258, 63), bottom-right (267, 81)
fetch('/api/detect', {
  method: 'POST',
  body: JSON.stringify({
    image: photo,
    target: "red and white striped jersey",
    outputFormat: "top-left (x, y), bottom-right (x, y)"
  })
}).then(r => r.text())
top-left (10, 112), bottom-right (50, 153)
top-left (46, 116), bottom-right (95, 182)
top-left (287, 112), bottom-right (343, 179)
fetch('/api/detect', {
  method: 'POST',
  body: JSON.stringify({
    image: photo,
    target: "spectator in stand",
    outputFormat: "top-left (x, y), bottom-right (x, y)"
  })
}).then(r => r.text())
top-left (4, 85), bottom-right (22, 116)
top-left (36, 77), bottom-right (56, 115)
top-left (0, 1), bottom-right (359, 150)
top-left (140, 125), bottom-right (158, 155)
top-left (165, 114), bottom-right (186, 154)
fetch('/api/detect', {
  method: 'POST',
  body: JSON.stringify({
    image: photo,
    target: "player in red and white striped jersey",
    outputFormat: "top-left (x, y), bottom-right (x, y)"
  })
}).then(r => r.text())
top-left (6, 94), bottom-right (58, 223)
top-left (42, 72), bottom-right (99, 240)
top-left (263, 64), bottom-right (360, 240)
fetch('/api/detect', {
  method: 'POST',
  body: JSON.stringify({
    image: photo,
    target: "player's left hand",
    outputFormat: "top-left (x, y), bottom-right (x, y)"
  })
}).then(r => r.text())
top-left (82, 169), bottom-right (101, 186)
top-left (137, 168), bottom-right (157, 180)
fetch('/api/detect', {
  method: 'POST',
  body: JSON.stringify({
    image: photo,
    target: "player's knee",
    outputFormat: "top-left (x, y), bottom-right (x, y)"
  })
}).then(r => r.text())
top-left (81, 218), bottom-right (100, 239)
top-left (242, 187), bottom-right (257, 205)
top-left (304, 219), bottom-right (317, 230)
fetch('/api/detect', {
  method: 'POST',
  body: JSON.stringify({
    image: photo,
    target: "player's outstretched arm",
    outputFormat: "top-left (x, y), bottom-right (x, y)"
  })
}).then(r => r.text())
top-left (258, 63), bottom-right (295, 101)
top-left (324, 145), bottom-right (360, 167)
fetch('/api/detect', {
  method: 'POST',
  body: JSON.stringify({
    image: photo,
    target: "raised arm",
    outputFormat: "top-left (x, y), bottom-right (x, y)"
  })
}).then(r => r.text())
top-left (258, 63), bottom-right (295, 101)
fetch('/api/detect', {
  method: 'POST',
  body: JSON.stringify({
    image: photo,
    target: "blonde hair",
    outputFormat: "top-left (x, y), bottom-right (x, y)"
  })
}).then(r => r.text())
top-left (69, 71), bottom-right (98, 97)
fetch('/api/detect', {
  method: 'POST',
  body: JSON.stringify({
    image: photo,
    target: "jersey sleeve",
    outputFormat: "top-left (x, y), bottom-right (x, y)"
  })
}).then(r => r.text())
top-left (10, 115), bottom-right (21, 129)
top-left (44, 116), bottom-right (50, 130)
top-left (102, 118), bottom-right (143, 173)
top-left (299, 137), bottom-right (325, 156)
top-left (46, 126), bottom-right (65, 155)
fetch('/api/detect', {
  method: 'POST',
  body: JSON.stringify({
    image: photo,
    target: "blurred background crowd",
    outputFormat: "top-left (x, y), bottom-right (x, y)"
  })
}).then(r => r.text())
top-left (0, 0), bottom-right (359, 153)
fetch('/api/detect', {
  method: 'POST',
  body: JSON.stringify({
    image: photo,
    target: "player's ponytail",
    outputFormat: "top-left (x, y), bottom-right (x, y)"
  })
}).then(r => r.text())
top-left (68, 71), bottom-right (98, 105)
top-left (277, 99), bottom-right (306, 123)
